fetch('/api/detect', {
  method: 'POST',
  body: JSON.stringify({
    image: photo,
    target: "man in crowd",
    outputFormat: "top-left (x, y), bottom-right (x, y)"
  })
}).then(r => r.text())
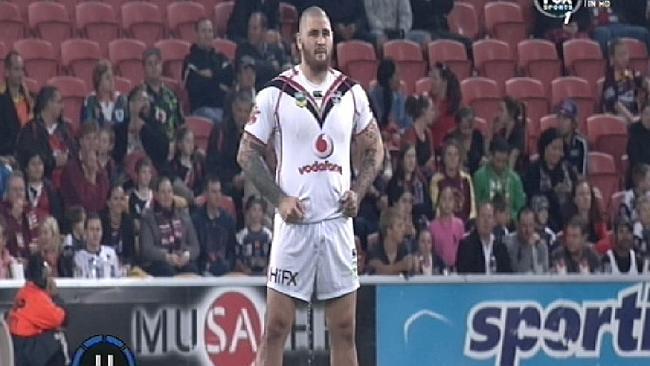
top-left (551, 216), bottom-right (601, 273)
top-left (602, 216), bottom-right (643, 274)
top-left (556, 99), bottom-right (588, 177)
top-left (504, 208), bottom-right (549, 273)
top-left (143, 48), bottom-right (184, 140)
top-left (73, 213), bottom-right (121, 278)
top-left (366, 207), bottom-right (413, 275)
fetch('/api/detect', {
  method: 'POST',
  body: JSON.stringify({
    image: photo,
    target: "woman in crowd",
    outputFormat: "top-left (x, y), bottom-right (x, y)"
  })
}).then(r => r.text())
top-left (402, 95), bottom-right (436, 175)
top-left (38, 216), bottom-right (72, 278)
top-left (414, 229), bottom-right (444, 275)
top-left (101, 184), bottom-right (136, 266)
top-left (172, 126), bottom-right (206, 196)
top-left (445, 107), bottom-right (486, 175)
top-left (369, 58), bottom-right (410, 130)
top-left (22, 150), bottom-right (63, 226)
top-left (80, 59), bottom-right (128, 127)
top-left (565, 179), bottom-right (608, 244)
top-left (129, 157), bottom-right (154, 220)
top-left (430, 140), bottom-right (476, 223)
top-left (492, 96), bottom-right (527, 173)
top-left (429, 62), bottom-right (462, 149)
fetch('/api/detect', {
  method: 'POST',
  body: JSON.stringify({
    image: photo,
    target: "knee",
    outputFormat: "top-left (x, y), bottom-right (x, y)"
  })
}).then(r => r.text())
top-left (264, 314), bottom-right (292, 342)
top-left (329, 317), bottom-right (356, 346)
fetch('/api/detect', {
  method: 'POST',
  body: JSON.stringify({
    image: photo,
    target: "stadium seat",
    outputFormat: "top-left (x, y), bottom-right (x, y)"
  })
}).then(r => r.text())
top-left (47, 76), bottom-right (88, 134)
top-left (383, 40), bottom-right (426, 94)
top-left (109, 39), bottom-right (147, 85)
top-left (214, 1), bottom-right (234, 37)
top-left (472, 39), bottom-right (516, 91)
top-left (76, 1), bottom-right (119, 57)
top-left (196, 0), bottom-right (218, 18)
top-left (415, 77), bottom-right (432, 95)
top-left (586, 114), bottom-right (628, 173)
top-left (588, 152), bottom-right (619, 208)
top-left (484, 2), bottom-right (526, 53)
top-left (563, 39), bottom-right (606, 89)
top-left (24, 77), bottom-right (40, 95)
top-left (427, 40), bottom-right (471, 80)
top-left (104, 0), bottom-right (130, 21)
top-left (517, 39), bottom-right (562, 96)
top-left (505, 77), bottom-right (549, 129)
top-left (0, 2), bottom-right (24, 49)
top-left (114, 76), bottom-right (132, 96)
top-left (621, 37), bottom-right (648, 74)
top-left (461, 77), bottom-right (501, 124)
top-left (512, 0), bottom-right (534, 33)
top-left (28, 1), bottom-right (72, 54)
top-left (186, 116), bottom-right (213, 152)
top-left (57, 0), bottom-right (81, 21)
top-left (336, 41), bottom-right (378, 90)
top-left (14, 39), bottom-right (58, 87)
top-left (155, 39), bottom-right (191, 81)
top-left (279, 2), bottom-right (299, 44)
top-left (539, 114), bottom-right (559, 132)
top-left (551, 77), bottom-right (594, 131)
top-left (121, 1), bottom-right (164, 48)
top-left (212, 38), bottom-right (237, 62)
top-left (61, 39), bottom-right (102, 89)
top-left (168, 1), bottom-right (206, 41)
top-left (448, 2), bottom-right (479, 40)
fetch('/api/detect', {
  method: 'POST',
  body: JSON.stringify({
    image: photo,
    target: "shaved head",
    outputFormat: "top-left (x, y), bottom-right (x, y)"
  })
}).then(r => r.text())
top-left (299, 6), bottom-right (329, 33)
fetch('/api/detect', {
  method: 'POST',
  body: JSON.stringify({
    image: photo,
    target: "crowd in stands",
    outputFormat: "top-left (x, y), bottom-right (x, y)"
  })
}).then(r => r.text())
top-left (1, 0), bottom-right (650, 279)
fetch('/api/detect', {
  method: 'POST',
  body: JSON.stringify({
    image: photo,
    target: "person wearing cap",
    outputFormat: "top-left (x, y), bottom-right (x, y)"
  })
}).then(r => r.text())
top-left (531, 195), bottom-right (558, 253)
top-left (602, 216), bottom-right (643, 274)
top-left (556, 99), bottom-right (588, 177)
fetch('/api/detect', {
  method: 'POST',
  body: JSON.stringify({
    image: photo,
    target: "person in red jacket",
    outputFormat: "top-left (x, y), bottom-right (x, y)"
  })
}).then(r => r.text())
top-left (8, 252), bottom-right (68, 365)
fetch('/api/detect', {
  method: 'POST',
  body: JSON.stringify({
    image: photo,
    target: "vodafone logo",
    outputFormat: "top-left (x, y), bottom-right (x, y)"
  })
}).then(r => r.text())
top-left (204, 291), bottom-right (262, 366)
top-left (314, 133), bottom-right (334, 159)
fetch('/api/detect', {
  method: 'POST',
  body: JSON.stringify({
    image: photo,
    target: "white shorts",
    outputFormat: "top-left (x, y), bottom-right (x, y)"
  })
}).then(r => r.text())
top-left (267, 216), bottom-right (360, 302)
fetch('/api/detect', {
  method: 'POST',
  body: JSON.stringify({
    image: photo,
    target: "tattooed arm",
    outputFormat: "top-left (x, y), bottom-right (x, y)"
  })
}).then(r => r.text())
top-left (237, 133), bottom-right (286, 208)
top-left (351, 120), bottom-right (384, 200)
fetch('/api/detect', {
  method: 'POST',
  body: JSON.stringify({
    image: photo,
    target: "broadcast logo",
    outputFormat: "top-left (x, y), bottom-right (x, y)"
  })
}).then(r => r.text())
top-left (533, 0), bottom-right (582, 24)
top-left (72, 335), bottom-right (136, 366)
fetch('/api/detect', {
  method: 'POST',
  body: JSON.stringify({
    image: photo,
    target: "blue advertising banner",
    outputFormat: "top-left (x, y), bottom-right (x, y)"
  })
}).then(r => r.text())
top-left (377, 278), bottom-right (650, 366)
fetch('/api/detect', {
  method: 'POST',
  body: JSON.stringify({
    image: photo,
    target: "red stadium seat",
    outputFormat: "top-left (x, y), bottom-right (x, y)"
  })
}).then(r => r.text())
top-left (539, 114), bottom-right (559, 132)
top-left (337, 41), bottom-right (378, 90)
top-left (186, 116), bottom-right (213, 152)
top-left (213, 38), bottom-right (237, 62)
top-left (517, 39), bottom-right (562, 96)
top-left (383, 40), bottom-right (426, 94)
top-left (588, 152), bottom-right (619, 208)
top-left (0, 2), bottom-right (24, 49)
top-left (563, 39), bottom-right (606, 89)
top-left (114, 76), bottom-right (132, 96)
top-left (473, 39), bottom-right (515, 91)
top-left (28, 1), bottom-right (72, 54)
top-left (76, 1), bottom-right (119, 57)
top-left (214, 1), bottom-right (234, 37)
top-left (47, 76), bottom-right (88, 134)
top-left (415, 77), bottom-right (432, 95)
top-left (586, 114), bottom-right (628, 173)
top-left (14, 39), bottom-right (58, 87)
top-left (484, 2), bottom-right (526, 53)
top-left (57, 0), bottom-right (81, 21)
top-left (168, 1), bottom-right (206, 41)
top-left (109, 39), bottom-right (147, 85)
top-left (512, 0), bottom-right (534, 33)
top-left (104, 0), bottom-right (130, 21)
top-left (461, 77), bottom-right (501, 123)
top-left (448, 2), bottom-right (479, 40)
top-left (505, 77), bottom-right (549, 128)
top-left (551, 77), bottom-right (594, 131)
top-left (155, 39), bottom-right (191, 81)
top-left (621, 37), bottom-right (648, 74)
top-left (196, 0), bottom-right (218, 18)
top-left (61, 39), bottom-right (102, 89)
top-left (279, 2), bottom-right (298, 44)
top-left (427, 40), bottom-right (471, 80)
top-left (121, 2), bottom-right (164, 48)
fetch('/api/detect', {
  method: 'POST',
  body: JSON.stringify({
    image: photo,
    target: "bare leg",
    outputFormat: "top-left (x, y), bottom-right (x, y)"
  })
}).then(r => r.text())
top-left (255, 288), bottom-right (297, 366)
top-left (325, 291), bottom-right (358, 366)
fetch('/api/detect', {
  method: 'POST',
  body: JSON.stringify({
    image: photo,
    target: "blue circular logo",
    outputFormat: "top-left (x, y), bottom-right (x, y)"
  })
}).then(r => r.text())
top-left (72, 335), bottom-right (136, 366)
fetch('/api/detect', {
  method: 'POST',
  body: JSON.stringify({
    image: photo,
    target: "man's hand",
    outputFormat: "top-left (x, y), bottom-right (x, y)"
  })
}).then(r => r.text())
top-left (166, 253), bottom-right (180, 267)
top-left (340, 191), bottom-right (359, 217)
top-left (198, 69), bottom-right (213, 78)
top-left (279, 196), bottom-right (304, 223)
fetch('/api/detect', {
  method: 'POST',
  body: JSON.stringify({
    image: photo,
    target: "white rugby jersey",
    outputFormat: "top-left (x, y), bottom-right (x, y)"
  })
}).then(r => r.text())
top-left (244, 67), bottom-right (374, 223)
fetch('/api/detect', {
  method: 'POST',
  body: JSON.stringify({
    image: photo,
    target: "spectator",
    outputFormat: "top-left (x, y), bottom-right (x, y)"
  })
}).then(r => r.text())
top-left (142, 48), bottom-right (184, 140)
top-left (171, 126), bottom-right (206, 196)
top-left (227, 0), bottom-right (280, 44)
top-left (429, 63), bottom-right (462, 150)
top-left (73, 213), bottom-right (121, 278)
top-left (140, 176), bottom-right (200, 276)
top-left (367, 207), bottom-right (414, 275)
top-left (531, 195), bottom-right (558, 254)
top-left (430, 140), bottom-right (476, 223)
top-left (183, 18), bottom-right (234, 121)
top-left (628, 105), bottom-right (650, 180)
top-left (551, 216), bottom-right (601, 274)
top-left (504, 208), bottom-right (550, 274)
top-left (429, 186), bottom-right (464, 270)
top-left (235, 12), bottom-right (289, 89)
top-left (228, 56), bottom-right (258, 104)
top-left (192, 176), bottom-right (237, 276)
top-left (402, 95), bottom-right (436, 174)
top-left (80, 59), bottom-right (128, 127)
top-left (445, 107), bottom-right (485, 175)
top-left (101, 184), bottom-right (136, 266)
top-left (524, 128), bottom-right (576, 232)
top-left (591, 1), bottom-right (650, 57)
top-left (235, 196), bottom-right (272, 275)
top-left (492, 194), bottom-right (512, 243)
top-left (60, 148), bottom-right (109, 214)
top-left (633, 195), bottom-right (650, 258)
top-left (0, 220), bottom-right (16, 279)
top-left (129, 157), bottom-right (154, 219)
top-left (113, 86), bottom-right (170, 173)
top-left (387, 144), bottom-right (433, 227)
top-left (555, 99), bottom-right (588, 177)
top-left (22, 150), bottom-right (63, 226)
top-left (8, 253), bottom-right (68, 366)
top-left (621, 163), bottom-right (650, 222)
top-left (363, 0), bottom-right (413, 48)
top-left (0, 172), bottom-right (39, 259)
top-left (473, 137), bottom-right (526, 217)
top-left (565, 179), bottom-right (607, 244)
top-left (456, 202), bottom-right (512, 274)
top-left (491, 96), bottom-right (527, 173)
top-left (16, 86), bottom-right (75, 178)
top-left (409, 0), bottom-right (472, 52)
top-left (602, 216), bottom-right (642, 274)
top-left (414, 228), bottom-right (443, 275)
top-left (97, 126), bottom-right (117, 181)
top-left (0, 51), bottom-right (33, 158)
top-left (37, 217), bottom-right (71, 278)
top-left (601, 38), bottom-right (646, 122)
top-left (62, 206), bottom-right (85, 250)
top-left (369, 59), bottom-right (410, 130)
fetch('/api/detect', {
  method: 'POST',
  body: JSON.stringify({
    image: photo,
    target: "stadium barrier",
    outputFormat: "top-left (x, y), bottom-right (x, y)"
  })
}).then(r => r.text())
top-left (1, 275), bottom-right (650, 366)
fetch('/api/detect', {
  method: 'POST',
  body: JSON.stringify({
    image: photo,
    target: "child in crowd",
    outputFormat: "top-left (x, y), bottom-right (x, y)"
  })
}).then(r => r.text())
top-left (430, 186), bottom-right (465, 270)
top-left (129, 157), bottom-right (154, 219)
top-left (531, 195), bottom-right (558, 253)
top-left (235, 196), bottom-right (272, 275)
top-left (414, 229), bottom-right (444, 275)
